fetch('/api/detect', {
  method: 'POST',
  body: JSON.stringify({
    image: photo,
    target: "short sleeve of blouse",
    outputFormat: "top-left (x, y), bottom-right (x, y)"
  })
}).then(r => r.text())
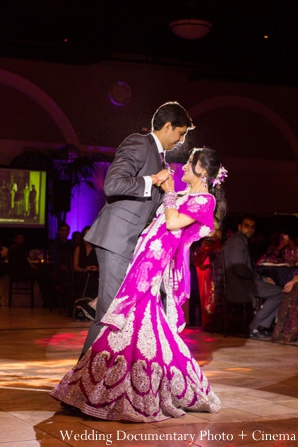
top-left (178, 194), bottom-right (215, 233)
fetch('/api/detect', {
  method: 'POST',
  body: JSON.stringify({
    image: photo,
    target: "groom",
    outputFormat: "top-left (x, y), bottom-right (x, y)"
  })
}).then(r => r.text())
top-left (80, 101), bottom-right (194, 356)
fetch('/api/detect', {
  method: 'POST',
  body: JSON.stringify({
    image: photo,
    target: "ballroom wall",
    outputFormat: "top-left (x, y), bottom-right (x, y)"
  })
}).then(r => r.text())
top-left (0, 56), bottom-right (298, 227)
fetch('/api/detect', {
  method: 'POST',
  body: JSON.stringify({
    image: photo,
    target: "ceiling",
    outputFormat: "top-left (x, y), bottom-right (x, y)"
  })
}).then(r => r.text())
top-left (1, 0), bottom-right (298, 86)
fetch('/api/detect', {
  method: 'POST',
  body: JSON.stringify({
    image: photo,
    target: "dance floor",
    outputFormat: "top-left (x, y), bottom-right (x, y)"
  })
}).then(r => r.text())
top-left (1, 307), bottom-right (298, 447)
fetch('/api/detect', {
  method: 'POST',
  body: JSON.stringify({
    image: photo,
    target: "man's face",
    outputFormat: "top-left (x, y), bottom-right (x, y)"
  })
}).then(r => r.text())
top-left (58, 226), bottom-right (70, 241)
top-left (14, 235), bottom-right (25, 245)
top-left (238, 219), bottom-right (256, 239)
top-left (162, 124), bottom-right (188, 151)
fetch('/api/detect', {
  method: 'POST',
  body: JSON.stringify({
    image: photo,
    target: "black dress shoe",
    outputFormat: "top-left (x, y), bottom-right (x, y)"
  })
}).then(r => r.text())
top-left (257, 326), bottom-right (273, 336)
top-left (249, 329), bottom-right (270, 339)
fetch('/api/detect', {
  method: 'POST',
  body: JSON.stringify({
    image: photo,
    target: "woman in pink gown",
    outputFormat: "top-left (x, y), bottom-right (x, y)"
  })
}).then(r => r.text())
top-left (50, 147), bottom-right (227, 422)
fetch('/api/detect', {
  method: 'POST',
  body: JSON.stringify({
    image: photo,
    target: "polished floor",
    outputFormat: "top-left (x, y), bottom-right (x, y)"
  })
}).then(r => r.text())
top-left (1, 304), bottom-right (298, 447)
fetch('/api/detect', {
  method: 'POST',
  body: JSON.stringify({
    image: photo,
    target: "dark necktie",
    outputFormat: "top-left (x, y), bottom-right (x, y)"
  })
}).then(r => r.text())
top-left (160, 152), bottom-right (165, 169)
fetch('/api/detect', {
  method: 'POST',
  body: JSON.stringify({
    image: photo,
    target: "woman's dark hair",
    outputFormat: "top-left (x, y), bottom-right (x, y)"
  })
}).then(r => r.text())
top-left (81, 225), bottom-right (91, 237)
top-left (191, 147), bottom-right (227, 229)
top-left (151, 101), bottom-right (194, 131)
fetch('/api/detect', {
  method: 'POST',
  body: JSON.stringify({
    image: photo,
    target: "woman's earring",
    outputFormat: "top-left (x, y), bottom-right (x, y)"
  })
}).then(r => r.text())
top-left (202, 173), bottom-right (207, 188)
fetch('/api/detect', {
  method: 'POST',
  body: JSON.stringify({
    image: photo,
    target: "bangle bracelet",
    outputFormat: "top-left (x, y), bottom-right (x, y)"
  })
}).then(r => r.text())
top-left (163, 190), bottom-right (177, 210)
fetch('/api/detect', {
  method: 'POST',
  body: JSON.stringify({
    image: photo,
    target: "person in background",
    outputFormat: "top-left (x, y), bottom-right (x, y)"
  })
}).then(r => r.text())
top-left (272, 272), bottom-right (298, 343)
top-left (73, 226), bottom-right (99, 299)
top-left (0, 236), bottom-right (8, 261)
top-left (71, 231), bottom-right (82, 251)
top-left (49, 222), bottom-right (73, 270)
top-left (223, 228), bottom-right (235, 241)
top-left (256, 231), bottom-right (295, 265)
top-left (8, 231), bottom-right (52, 307)
top-left (194, 229), bottom-right (222, 330)
top-left (223, 214), bottom-right (283, 339)
top-left (188, 242), bottom-right (201, 326)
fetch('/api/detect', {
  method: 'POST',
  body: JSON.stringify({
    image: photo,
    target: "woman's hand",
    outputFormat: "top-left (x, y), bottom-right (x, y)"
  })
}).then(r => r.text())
top-left (151, 169), bottom-right (169, 186)
top-left (283, 280), bottom-right (294, 293)
top-left (161, 174), bottom-right (175, 193)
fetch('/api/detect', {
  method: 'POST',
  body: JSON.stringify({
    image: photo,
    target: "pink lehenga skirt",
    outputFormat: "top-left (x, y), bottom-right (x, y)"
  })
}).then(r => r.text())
top-left (50, 290), bottom-right (220, 422)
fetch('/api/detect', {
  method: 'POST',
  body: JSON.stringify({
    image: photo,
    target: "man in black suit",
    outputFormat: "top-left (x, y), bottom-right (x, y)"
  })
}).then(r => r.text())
top-left (81, 101), bottom-right (194, 355)
top-left (222, 214), bottom-right (283, 339)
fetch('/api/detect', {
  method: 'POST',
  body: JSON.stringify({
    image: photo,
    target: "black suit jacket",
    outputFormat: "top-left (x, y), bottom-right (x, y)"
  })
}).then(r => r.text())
top-left (85, 132), bottom-right (164, 259)
top-left (222, 231), bottom-right (260, 303)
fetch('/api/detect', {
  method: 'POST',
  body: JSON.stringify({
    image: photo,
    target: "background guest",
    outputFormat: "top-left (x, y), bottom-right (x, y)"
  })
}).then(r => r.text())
top-left (8, 231), bottom-right (52, 307)
top-left (256, 231), bottom-right (295, 265)
top-left (71, 231), bottom-right (82, 251)
top-left (194, 229), bottom-right (222, 330)
top-left (188, 242), bottom-right (201, 326)
top-left (73, 226), bottom-right (99, 300)
top-left (0, 236), bottom-right (8, 261)
top-left (223, 214), bottom-right (283, 339)
top-left (272, 273), bottom-right (298, 343)
top-left (49, 222), bottom-right (73, 270)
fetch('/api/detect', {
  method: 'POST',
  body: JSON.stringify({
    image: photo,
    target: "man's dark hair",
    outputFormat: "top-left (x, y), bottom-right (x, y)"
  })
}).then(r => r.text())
top-left (151, 101), bottom-right (194, 131)
top-left (58, 222), bottom-right (70, 231)
top-left (239, 214), bottom-right (257, 225)
top-left (13, 230), bottom-right (24, 239)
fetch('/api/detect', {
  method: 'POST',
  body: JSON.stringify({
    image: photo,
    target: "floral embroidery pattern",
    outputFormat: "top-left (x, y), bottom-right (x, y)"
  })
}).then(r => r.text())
top-left (150, 274), bottom-right (162, 297)
top-left (105, 355), bottom-right (127, 386)
top-left (157, 311), bottom-right (173, 365)
top-left (148, 239), bottom-right (163, 259)
top-left (136, 261), bottom-right (153, 292)
top-left (137, 301), bottom-right (157, 360)
top-left (199, 225), bottom-right (212, 238)
top-left (108, 309), bottom-right (135, 352)
top-left (131, 360), bottom-right (150, 393)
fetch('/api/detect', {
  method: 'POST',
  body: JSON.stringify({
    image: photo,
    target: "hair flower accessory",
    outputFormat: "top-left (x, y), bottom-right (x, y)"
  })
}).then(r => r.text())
top-left (210, 164), bottom-right (228, 187)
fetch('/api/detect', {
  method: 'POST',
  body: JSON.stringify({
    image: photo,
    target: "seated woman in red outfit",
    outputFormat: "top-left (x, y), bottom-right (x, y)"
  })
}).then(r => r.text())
top-left (194, 229), bottom-right (222, 330)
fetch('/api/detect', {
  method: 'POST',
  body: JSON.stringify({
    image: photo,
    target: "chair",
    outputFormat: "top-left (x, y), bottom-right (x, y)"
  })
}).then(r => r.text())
top-left (210, 250), bottom-right (254, 337)
top-left (8, 276), bottom-right (35, 308)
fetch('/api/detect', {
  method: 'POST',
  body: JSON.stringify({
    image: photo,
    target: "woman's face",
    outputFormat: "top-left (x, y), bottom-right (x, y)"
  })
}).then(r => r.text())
top-left (182, 155), bottom-right (204, 183)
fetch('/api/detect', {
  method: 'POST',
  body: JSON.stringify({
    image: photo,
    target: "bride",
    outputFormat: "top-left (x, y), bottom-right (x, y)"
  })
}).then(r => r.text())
top-left (50, 147), bottom-right (227, 422)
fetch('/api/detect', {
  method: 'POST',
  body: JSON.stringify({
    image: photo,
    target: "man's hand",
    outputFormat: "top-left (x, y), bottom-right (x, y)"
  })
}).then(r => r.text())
top-left (151, 169), bottom-right (170, 187)
top-left (265, 277), bottom-right (275, 285)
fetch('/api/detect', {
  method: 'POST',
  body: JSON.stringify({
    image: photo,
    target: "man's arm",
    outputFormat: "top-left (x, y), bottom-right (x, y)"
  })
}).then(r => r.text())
top-left (226, 239), bottom-right (255, 280)
top-left (104, 135), bottom-right (168, 197)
